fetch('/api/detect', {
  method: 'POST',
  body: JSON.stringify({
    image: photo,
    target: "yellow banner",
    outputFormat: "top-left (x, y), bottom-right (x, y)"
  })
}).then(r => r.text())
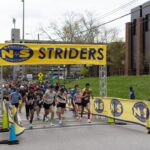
top-left (0, 44), bottom-right (107, 66)
top-left (91, 97), bottom-right (150, 128)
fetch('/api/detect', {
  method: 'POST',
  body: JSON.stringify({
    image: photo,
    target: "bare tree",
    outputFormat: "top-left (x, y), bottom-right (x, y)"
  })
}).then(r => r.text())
top-left (39, 11), bottom-right (123, 76)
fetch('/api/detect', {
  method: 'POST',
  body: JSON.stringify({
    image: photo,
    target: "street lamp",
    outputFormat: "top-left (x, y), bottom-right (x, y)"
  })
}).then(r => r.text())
top-left (21, 0), bottom-right (25, 43)
top-left (12, 18), bottom-right (16, 29)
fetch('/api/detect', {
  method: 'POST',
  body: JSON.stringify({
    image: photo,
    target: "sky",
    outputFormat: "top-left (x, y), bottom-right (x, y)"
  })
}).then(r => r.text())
top-left (0, 0), bottom-right (149, 42)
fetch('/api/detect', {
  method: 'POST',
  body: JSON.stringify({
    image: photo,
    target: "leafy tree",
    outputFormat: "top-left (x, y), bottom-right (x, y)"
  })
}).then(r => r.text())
top-left (107, 41), bottom-right (125, 75)
top-left (80, 67), bottom-right (89, 77)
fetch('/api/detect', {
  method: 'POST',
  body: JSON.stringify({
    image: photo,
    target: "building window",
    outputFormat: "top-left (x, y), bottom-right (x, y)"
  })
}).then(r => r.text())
top-left (144, 14), bottom-right (149, 31)
top-left (132, 19), bottom-right (136, 35)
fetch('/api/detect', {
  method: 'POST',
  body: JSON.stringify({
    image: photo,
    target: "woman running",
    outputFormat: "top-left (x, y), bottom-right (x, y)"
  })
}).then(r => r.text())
top-left (56, 88), bottom-right (67, 124)
top-left (74, 89), bottom-right (82, 119)
top-left (43, 85), bottom-right (56, 126)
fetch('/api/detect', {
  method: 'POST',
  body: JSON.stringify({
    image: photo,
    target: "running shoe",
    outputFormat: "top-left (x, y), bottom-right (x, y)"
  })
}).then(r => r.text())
top-left (45, 117), bottom-right (49, 122)
top-left (29, 123), bottom-right (33, 129)
top-left (87, 119), bottom-right (91, 123)
top-left (76, 116), bottom-right (80, 120)
top-left (37, 115), bottom-right (41, 120)
top-left (59, 120), bottom-right (62, 125)
top-left (50, 122), bottom-right (55, 127)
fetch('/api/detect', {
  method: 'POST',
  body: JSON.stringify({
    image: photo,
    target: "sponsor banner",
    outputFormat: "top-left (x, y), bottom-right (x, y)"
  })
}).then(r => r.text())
top-left (8, 105), bottom-right (25, 136)
top-left (0, 44), bottom-right (107, 66)
top-left (91, 97), bottom-right (150, 128)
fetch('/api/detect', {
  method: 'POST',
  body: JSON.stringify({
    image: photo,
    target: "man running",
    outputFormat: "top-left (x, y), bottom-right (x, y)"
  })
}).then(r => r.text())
top-left (26, 88), bottom-right (36, 129)
top-left (81, 83), bottom-right (93, 123)
top-left (34, 88), bottom-right (43, 120)
top-left (43, 85), bottom-right (56, 126)
top-left (9, 88), bottom-right (22, 109)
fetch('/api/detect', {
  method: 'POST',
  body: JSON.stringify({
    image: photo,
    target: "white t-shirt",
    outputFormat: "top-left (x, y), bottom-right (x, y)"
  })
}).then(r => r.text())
top-left (44, 90), bottom-right (56, 104)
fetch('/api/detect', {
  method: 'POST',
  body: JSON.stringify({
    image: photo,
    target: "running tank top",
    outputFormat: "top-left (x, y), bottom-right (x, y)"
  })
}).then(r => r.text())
top-left (57, 93), bottom-right (66, 104)
top-left (44, 90), bottom-right (56, 104)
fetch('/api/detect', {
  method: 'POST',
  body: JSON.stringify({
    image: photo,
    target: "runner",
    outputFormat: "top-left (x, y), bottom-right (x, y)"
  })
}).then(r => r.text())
top-left (71, 84), bottom-right (79, 116)
top-left (34, 88), bottom-right (43, 120)
top-left (56, 88), bottom-right (67, 124)
top-left (67, 87), bottom-right (72, 109)
top-left (26, 88), bottom-right (36, 129)
top-left (81, 83), bottom-right (93, 123)
top-left (43, 85), bottom-right (56, 126)
top-left (9, 88), bottom-right (22, 109)
top-left (19, 85), bottom-right (27, 113)
top-left (74, 89), bottom-right (82, 119)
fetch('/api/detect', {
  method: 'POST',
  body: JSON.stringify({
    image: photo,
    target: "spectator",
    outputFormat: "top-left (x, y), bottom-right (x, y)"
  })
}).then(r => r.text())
top-left (129, 86), bottom-right (135, 99)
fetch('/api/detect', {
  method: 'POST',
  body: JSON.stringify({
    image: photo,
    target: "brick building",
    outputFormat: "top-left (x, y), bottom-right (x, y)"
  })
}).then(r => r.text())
top-left (125, 1), bottom-right (150, 75)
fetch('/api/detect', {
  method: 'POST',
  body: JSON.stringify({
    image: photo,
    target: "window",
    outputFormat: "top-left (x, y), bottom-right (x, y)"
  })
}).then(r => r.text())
top-left (145, 14), bottom-right (149, 31)
top-left (132, 19), bottom-right (136, 35)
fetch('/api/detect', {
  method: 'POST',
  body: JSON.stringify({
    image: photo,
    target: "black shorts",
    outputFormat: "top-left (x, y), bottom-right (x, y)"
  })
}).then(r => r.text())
top-left (29, 104), bottom-right (35, 110)
top-left (75, 102), bottom-right (82, 106)
top-left (57, 103), bottom-right (66, 109)
top-left (38, 102), bottom-right (43, 108)
top-left (82, 100), bottom-right (90, 107)
top-left (35, 101), bottom-right (43, 108)
top-left (43, 103), bottom-right (54, 110)
top-left (12, 103), bottom-right (19, 108)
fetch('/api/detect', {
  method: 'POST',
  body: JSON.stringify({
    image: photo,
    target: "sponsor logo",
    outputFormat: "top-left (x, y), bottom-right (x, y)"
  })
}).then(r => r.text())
top-left (94, 98), bottom-right (104, 113)
top-left (132, 102), bottom-right (149, 123)
top-left (0, 44), bottom-right (33, 63)
top-left (110, 99), bottom-right (123, 117)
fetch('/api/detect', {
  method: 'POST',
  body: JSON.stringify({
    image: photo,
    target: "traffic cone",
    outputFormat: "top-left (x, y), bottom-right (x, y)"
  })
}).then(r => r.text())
top-left (8, 123), bottom-right (19, 145)
top-left (107, 117), bottom-right (115, 124)
top-left (0, 111), bottom-right (9, 132)
top-left (0, 123), bottom-right (19, 145)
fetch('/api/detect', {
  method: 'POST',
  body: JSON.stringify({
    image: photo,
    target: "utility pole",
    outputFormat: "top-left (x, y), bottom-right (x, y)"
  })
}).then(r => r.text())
top-left (22, 0), bottom-right (25, 43)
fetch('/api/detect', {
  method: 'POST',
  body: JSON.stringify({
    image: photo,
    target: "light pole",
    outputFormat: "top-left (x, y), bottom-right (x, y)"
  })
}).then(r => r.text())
top-left (58, 66), bottom-right (60, 84)
top-left (22, 0), bottom-right (25, 43)
top-left (63, 65), bottom-right (66, 85)
top-left (12, 18), bottom-right (16, 29)
top-left (21, 0), bottom-right (25, 77)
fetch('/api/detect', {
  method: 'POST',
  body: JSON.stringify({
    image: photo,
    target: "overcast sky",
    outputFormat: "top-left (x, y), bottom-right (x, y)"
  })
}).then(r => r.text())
top-left (0, 0), bottom-right (148, 42)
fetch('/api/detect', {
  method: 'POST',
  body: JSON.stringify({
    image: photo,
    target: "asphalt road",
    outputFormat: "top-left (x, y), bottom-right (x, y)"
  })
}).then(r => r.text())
top-left (0, 110), bottom-right (150, 150)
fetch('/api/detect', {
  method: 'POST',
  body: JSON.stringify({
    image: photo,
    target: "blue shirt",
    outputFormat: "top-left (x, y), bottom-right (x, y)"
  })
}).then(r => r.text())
top-left (10, 92), bottom-right (22, 104)
top-left (71, 89), bottom-right (77, 98)
top-left (129, 90), bottom-right (135, 99)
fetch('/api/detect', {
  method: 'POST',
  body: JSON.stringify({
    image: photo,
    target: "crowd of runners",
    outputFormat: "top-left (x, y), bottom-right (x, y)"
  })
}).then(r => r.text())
top-left (2, 80), bottom-right (93, 129)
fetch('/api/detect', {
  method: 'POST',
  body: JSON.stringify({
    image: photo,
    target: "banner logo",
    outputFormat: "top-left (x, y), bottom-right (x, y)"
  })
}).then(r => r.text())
top-left (132, 102), bottom-right (149, 122)
top-left (94, 98), bottom-right (104, 113)
top-left (0, 44), bottom-right (33, 63)
top-left (110, 99), bottom-right (123, 117)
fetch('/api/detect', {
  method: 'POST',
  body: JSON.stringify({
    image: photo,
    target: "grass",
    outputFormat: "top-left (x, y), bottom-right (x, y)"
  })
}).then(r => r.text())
top-left (64, 75), bottom-right (150, 100)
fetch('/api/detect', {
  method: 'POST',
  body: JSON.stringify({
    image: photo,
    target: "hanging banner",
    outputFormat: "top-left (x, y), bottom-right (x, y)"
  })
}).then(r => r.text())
top-left (0, 44), bottom-right (107, 66)
top-left (91, 97), bottom-right (150, 129)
